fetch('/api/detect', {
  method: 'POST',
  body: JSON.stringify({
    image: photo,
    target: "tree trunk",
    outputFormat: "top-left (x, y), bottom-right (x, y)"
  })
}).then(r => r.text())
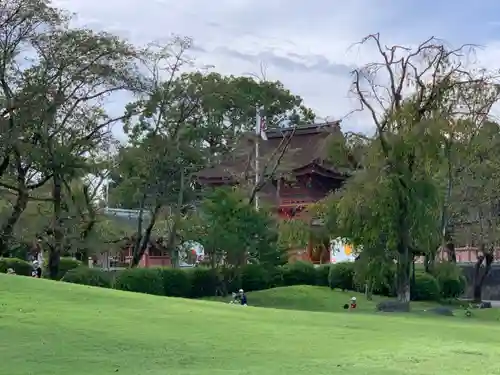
top-left (396, 254), bottom-right (411, 303)
top-left (443, 228), bottom-right (456, 263)
top-left (130, 203), bottom-right (162, 267)
top-left (0, 190), bottom-right (28, 256)
top-left (396, 191), bottom-right (411, 303)
top-left (49, 175), bottom-right (63, 279)
top-left (472, 246), bottom-right (494, 302)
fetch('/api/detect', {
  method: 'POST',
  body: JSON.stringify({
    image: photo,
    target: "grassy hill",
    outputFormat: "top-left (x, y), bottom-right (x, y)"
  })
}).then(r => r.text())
top-left (2, 275), bottom-right (500, 374)
top-left (209, 285), bottom-right (443, 313)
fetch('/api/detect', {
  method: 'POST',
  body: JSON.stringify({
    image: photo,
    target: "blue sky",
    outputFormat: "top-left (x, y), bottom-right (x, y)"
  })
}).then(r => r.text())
top-left (53, 0), bottom-right (500, 136)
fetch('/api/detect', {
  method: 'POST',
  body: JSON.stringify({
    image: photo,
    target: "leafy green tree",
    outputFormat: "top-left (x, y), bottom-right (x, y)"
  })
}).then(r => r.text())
top-left (337, 34), bottom-right (499, 302)
top-left (182, 187), bottom-right (280, 292)
top-left (0, 0), bottom-right (139, 278)
top-left (449, 121), bottom-right (500, 301)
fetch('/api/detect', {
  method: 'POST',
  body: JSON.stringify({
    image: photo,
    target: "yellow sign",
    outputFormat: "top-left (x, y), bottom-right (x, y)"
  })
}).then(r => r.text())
top-left (344, 244), bottom-right (352, 256)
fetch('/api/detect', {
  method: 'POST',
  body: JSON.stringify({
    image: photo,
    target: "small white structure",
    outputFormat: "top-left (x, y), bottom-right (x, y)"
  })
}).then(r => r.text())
top-left (179, 241), bottom-right (205, 267)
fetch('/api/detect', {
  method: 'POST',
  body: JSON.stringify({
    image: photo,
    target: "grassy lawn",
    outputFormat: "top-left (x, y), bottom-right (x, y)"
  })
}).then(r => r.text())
top-left (209, 285), bottom-right (440, 313)
top-left (210, 285), bottom-right (500, 321)
top-left (2, 275), bottom-right (500, 375)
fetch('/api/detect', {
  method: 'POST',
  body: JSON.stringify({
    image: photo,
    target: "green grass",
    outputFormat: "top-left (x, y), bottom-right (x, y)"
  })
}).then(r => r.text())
top-left (211, 285), bottom-right (500, 321)
top-left (2, 276), bottom-right (500, 375)
top-left (210, 285), bottom-right (439, 313)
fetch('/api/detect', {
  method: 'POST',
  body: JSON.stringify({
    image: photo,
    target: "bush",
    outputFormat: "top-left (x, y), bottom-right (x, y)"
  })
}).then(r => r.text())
top-left (62, 267), bottom-right (114, 288)
top-left (114, 268), bottom-right (164, 296)
top-left (432, 262), bottom-right (467, 299)
top-left (370, 264), bottom-right (396, 297)
top-left (158, 268), bottom-right (191, 297)
top-left (328, 262), bottom-right (355, 291)
top-left (240, 264), bottom-right (271, 292)
top-left (0, 257), bottom-right (33, 276)
top-left (282, 261), bottom-right (317, 286)
top-left (412, 272), bottom-right (441, 301)
top-left (186, 267), bottom-right (218, 298)
top-left (46, 257), bottom-right (82, 280)
top-left (315, 264), bottom-right (330, 286)
top-left (269, 266), bottom-right (284, 288)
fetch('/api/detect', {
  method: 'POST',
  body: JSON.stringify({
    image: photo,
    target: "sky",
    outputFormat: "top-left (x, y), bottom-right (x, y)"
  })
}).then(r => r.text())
top-left (52, 0), bottom-right (500, 137)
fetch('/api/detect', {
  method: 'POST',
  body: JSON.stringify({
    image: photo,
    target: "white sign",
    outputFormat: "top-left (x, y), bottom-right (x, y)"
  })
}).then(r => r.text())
top-left (330, 238), bottom-right (355, 263)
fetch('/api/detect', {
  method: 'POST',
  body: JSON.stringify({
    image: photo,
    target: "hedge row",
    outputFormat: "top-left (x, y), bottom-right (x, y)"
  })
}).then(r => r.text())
top-left (61, 261), bottom-right (331, 298)
top-left (3, 255), bottom-right (465, 302)
top-left (0, 257), bottom-right (83, 279)
top-left (327, 261), bottom-right (466, 301)
top-left (0, 257), bottom-right (33, 276)
top-left (60, 260), bottom-right (466, 301)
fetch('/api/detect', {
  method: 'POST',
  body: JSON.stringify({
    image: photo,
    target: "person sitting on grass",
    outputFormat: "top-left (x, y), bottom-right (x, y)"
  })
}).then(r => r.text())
top-left (349, 297), bottom-right (357, 310)
top-left (239, 289), bottom-right (247, 306)
top-left (32, 260), bottom-right (42, 278)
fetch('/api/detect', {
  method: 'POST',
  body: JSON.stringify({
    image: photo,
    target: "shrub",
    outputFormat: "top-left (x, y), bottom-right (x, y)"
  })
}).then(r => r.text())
top-left (328, 262), bottom-right (355, 291)
top-left (282, 261), bottom-right (317, 286)
top-left (0, 257), bottom-right (33, 276)
top-left (114, 268), bottom-right (164, 296)
top-left (186, 267), bottom-right (218, 298)
top-left (240, 264), bottom-right (271, 292)
top-left (432, 262), bottom-right (467, 299)
top-left (62, 267), bottom-right (114, 288)
top-left (370, 264), bottom-right (397, 297)
top-left (46, 257), bottom-right (82, 280)
top-left (219, 267), bottom-right (241, 294)
top-left (315, 264), bottom-right (330, 286)
top-left (411, 272), bottom-right (441, 301)
top-left (269, 266), bottom-right (284, 288)
top-left (158, 268), bottom-right (191, 297)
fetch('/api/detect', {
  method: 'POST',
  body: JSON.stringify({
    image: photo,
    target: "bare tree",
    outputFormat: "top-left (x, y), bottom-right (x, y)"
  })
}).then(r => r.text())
top-left (350, 33), bottom-right (500, 302)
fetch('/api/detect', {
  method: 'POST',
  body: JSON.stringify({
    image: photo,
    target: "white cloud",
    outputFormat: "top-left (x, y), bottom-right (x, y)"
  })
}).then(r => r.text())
top-left (52, 0), bottom-right (500, 136)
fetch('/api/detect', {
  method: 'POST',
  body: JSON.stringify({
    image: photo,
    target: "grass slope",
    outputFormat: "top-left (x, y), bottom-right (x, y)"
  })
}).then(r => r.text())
top-left (213, 285), bottom-right (500, 321)
top-left (2, 275), bottom-right (500, 375)
top-left (212, 285), bottom-right (439, 313)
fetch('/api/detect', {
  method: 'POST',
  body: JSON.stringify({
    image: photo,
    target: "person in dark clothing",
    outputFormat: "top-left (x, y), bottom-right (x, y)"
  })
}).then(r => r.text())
top-left (239, 289), bottom-right (247, 306)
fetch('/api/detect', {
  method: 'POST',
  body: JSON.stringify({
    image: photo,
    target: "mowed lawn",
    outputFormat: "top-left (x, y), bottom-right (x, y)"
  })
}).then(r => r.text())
top-left (1, 276), bottom-right (500, 375)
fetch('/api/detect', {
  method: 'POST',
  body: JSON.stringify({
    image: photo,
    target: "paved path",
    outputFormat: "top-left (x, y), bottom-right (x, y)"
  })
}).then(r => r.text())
top-left (484, 300), bottom-right (500, 308)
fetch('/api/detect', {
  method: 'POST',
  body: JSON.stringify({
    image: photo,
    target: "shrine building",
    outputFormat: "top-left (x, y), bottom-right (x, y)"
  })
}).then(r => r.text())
top-left (195, 121), bottom-right (349, 264)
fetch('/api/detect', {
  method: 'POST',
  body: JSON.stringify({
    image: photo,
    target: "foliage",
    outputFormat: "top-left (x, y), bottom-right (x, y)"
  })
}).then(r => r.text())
top-left (240, 264), bottom-right (271, 292)
top-left (354, 252), bottom-right (396, 297)
top-left (44, 257), bottom-right (82, 281)
top-left (432, 262), bottom-right (466, 299)
top-left (412, 272), bottom-right (441, 301)
top-left (322, 34), bottom-right (500, 302)
top-left (185, 267), bottom-right (219, 298)
top-left (0, 257), bottom-right (32, 276)
top-left (315, 264), bottom-right (331, 286)
top-left (61, 267), bottom-right (114, 288)
top-left (328, 262), bottom-right (355, 291)
top-left (183, 187), bottom-right (279, 268)
top-left (281, 261), bottom-right (317, 286)
top-left (114, 268), bottom-right (164, 296)
top-left (157, 268), bottom-right (192, 297)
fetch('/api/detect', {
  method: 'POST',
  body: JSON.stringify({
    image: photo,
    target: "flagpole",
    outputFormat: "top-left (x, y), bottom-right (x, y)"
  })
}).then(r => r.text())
top-left (255, 105), bottom-right (260, 211)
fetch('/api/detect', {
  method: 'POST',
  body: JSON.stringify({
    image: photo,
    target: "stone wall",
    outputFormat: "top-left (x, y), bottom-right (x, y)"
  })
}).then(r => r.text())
top-left (460, 264), bottom-right (500, 300)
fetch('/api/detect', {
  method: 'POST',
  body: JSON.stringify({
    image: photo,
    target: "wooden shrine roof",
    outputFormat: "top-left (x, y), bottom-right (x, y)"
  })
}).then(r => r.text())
top-left (196, 121), bottom-right (346, 182)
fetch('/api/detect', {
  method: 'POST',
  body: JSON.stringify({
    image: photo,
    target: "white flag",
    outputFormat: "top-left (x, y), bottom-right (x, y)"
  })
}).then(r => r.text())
top-left (255, 106), bottom-right (267, 140)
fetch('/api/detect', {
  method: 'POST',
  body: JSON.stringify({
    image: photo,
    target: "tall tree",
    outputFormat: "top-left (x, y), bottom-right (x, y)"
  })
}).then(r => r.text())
top-left (342, 34), bottom-right (499, 302)
top-left (0, 0), bottom-right (140, 275)
top-left (118, 37), bottom-right (206, 267)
